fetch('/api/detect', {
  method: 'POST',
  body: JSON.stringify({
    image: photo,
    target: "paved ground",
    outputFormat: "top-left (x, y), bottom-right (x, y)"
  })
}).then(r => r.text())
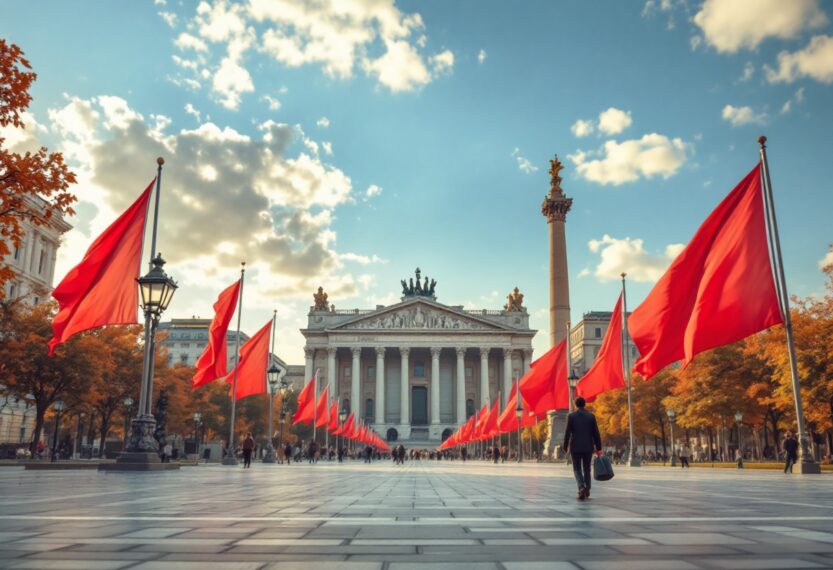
top-left (1, 460), bottom-right (833, 569)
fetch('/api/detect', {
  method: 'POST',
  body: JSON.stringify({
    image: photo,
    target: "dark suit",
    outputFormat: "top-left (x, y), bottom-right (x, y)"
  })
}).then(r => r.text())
top-left (563, 408), bottom-right (603, 492)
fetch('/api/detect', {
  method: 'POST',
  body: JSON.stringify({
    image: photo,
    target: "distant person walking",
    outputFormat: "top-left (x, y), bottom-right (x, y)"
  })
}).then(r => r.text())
top-left (242, 432), bottom-right (255, 468)
top-left (562, 397), bottom-right (603, 501)
top-left (783, 432), bottom-right (798, 473)
top-left (679, 443), bottom-right (691, 468)
top-left (283, 442), bottom-right (292, 466)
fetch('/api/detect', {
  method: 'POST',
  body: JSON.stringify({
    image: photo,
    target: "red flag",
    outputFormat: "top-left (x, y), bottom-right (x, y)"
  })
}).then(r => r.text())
top-left (482, 399), bottom-right (500, 439)
top-left (576, 294), bottom-right (626, 403)
top-left (327, 402), bottom-right (338, 432)
top-left (473, 404), bottom-right (489, 441)
top-left (629, 164), bottom-right (783, 379)
top-left (292, 376), bottom-right (316, 424)
top-left (341, 413), bottom-right (355, 439)
top-left (226, 320), bottom-right (270, 400)
top-left (519, 340), bottom-right (568, 416)
top-left (48, 179), bottom-right (154, 354)
top-left (192, 279), bottom-right (240, 388)
top-left (459, 415), bottom-right (475, 443)
top-left (498, 382), bottom-right (537, 432)
top-left (314, 385), bottom-right (330, 428)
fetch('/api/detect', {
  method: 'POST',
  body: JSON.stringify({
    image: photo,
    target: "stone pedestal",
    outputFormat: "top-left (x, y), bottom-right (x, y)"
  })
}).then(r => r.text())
top-left (794, 461), bottom-right (821, 474)
top-left (262, 446), bottom-right (276, 463)
top-left (100, 415), bottom-right (180, 471)
top-left (543, 410), bottom-right (568, 460)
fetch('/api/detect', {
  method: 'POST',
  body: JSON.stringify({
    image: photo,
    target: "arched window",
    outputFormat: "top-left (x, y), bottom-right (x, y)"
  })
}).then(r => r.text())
top-left (466, 399), bottom-right (475, 418)
top-left (386, 428), bottom-right (398, 442)
top-left (365, 398), bottom-right (374, 422)
top-left (441, 428), bottom-right (453, 441)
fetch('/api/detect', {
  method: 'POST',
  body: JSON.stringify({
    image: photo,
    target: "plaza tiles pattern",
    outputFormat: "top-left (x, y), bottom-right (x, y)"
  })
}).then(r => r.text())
top-left (1, 460), bottom-right (832, 569)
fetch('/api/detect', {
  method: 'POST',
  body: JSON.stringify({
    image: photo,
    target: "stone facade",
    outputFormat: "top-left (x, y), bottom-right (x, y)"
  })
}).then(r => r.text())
top-left (569, 311), bottom-right (639, 374)
top-left (1, 196), bottom-right (72, 305)
top-left (301, 273), bottom-right (535, 444)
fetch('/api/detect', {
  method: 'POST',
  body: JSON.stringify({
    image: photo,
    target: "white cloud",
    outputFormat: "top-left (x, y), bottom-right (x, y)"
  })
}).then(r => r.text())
top-left (766, 35), bottom-right (833, 84)
top-left (739, 62), bottom-right (755, 82)
top-left (339, 253), bottom-right (387, 265)
top-left (184, 103), bottom-right (201, 121)
top-left (478, 49), bottom-right (487, 64)
top-left (363, 40), bottom-right (431, 92)
top-left (819, 249), bottom-right (833, 269)
top-left (597, 108), bottom-right (632, 135)
top-left (721, 104), bottom-right (768, 126)
top-left (316, 116), bottom-right (330, 128)
top-left (159, 12), bottom-right (177, 27)
top-left (571, 119), bottom-right (594, 138)
top-left (212, 55), bottom-right (254, 110)
top-left (569, 134), bottom-right (691, 186)
top-left (781, 87), bottom-right (805, 114)
top-left (693, 0), bottom-right (827, 53)
top-left (431, 50), bottom-right (454, 75)
top-left (577, 268), bottom-right (590, 278)
top-left (365, 184), bottom-right (382, 198)
top-left (175, 33), bottom-right (208, 52)
top-left (322, 141), bottom-right (333, 155)
top-left (588, 235), bottom-right (684, 282)
top-left (261, 95), bottom-right (281, 111)
top-left (512, 148), bottom-right (538, 174)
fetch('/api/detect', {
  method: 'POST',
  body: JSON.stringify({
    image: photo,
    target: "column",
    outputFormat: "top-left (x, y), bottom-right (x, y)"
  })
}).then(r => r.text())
top-left (375, 347), bottom-right (385, 425)
top-left (304, 347), bottom-right (314, 384)
top-left (479, 348), bottom-right (490, 408)
top-left (455, 347), bottom-right (466, 424)
top-left (523, 349), bottom-right (533, 373)
top-left (430, 347), bottom-right (441, 425)
top-left (351, 348), bottom-right (361, 420)
top-left (327, 347), bottom-right (337, 397)
top-left (503, 348), bottom-right (514, 406)
top-left (399, 348), bottom-right (410, 425)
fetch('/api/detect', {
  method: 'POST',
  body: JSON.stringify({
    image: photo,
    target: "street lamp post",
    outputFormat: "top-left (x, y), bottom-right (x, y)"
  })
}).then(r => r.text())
top-left (263, 365), bottom-right (280, 463)
top-left (515, 394), bottom-right (523, 463)
top-left (277, 379), bottom-right (290, 462)
top-left (735, 411), bottom-right (744, 469)
top-left (567, 370), bottom-right (580, 412)
top-left (667, 409), bottom-right (677, 467)
top-left (50, 400), bottom-right (64, 463)
top-left (338, 405), bottom-right (348, 461)
top-left (74, 411), bottom-right (85, 459)
top-left (122, 397), bottom-right (134, 450)
top-left (193, 412), bottom-right (202, 460)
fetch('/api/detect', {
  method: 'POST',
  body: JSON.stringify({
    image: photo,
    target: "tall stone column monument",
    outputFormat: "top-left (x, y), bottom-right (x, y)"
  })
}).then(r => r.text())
top-left (541, 156), bottom-right (572, 458)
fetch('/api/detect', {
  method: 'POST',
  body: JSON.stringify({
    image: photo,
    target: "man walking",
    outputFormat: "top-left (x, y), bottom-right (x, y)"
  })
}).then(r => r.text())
top-left (783, 432), bottom-right (798, 473)
top-left (242, 432), bottom-right (255, 468)
top-left (563, 397), bottom-right (603, 500)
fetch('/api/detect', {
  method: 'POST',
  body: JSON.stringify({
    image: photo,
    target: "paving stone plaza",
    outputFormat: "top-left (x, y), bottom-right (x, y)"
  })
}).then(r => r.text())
top-left (1, 462), bottom-right (832, 569)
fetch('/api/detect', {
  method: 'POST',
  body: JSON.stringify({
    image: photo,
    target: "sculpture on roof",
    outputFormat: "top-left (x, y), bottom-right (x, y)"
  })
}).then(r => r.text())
top-left (313, 286), bottom-right (329, 311)
top-left (401, 267), bottom-right (437, 298)
top-left (504, 287), bottom-right (525, 312)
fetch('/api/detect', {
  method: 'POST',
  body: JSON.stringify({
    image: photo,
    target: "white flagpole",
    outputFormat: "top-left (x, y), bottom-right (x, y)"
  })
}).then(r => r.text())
top-left (313, 368), bottom-right (319, 443)
top-left (621, 273), bottom-right (640, 467)
top-left (223, 262), bottom-right (245, 465)
top-left (758, 136), bottom-right (818, 473)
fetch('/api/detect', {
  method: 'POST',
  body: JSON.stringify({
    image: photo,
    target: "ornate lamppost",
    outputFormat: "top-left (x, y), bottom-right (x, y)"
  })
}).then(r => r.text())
top-left (666, 408), bottom-right (677, 467)
top-left (515, 394), bottom-right (523, 463)
top-left (567, 370), bottom-right (580, 412)
top-left (50, 400), bottom-right (64, 463)
top-left (277, 378), bottom-right (290, 459)
top-left (107, 252), bottom-right (177, 470)
top-left (122, 397), bottom-right (134, 450)
top-left (338, 404), bottom-right (348, 460)
top-left (263, 365), bottom-right (281, 463)
top-left (735, 411), bottom-right (744, 469)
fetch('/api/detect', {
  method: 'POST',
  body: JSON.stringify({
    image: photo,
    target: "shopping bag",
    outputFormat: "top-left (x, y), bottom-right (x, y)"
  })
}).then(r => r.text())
top-left (593, 454), bottom-right (615, 481)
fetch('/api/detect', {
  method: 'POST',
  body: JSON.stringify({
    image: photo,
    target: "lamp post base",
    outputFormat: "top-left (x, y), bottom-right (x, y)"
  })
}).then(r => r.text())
top-left (221, 453), bottom-right (239, 466)
top-left (262, 446), bottom-right (276, 463)
top-left (794, 461), bottom-right (821, 474)
top-left (100, 415), bottom-right (180, 471)
top-left (628, 457), bottom-right (641, 467)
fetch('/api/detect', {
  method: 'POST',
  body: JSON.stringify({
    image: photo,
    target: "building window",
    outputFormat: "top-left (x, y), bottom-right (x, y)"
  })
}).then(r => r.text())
top-left (181, 343), bottom-right (190, 348)
top-left (594, 327), bottom-right (602, 338)
top-left (33, 296), bottom-right (39, 305)
top-left (466, 399), bottom-right (475, 418)
top-left (367, 366), bottom-right (375, 380)
top-left (38, 249), bottom-right (46, 274)
top-left (180, 354), bottom-right (188, 364)
top-left (413, 362), bottom-right (425, 377)
top-left (365, 398), bottom-right (374, 421)
top-left (343, 399), bottom-right (351, 413)
top-left (167, 355), bottom-right (173, 365)
top-left (343, 366), bottom-right (351, 378)
top-left (9, 283), bottom-right (15, 299)
top-left (465, 367), bottom-right (473, 379)
top-left (13, 246), bottom-right (19, 260)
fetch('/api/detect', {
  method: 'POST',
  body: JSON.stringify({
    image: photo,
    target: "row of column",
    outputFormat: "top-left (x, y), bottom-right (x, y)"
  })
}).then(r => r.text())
top-left (303, 347), bottom-right (533, 425)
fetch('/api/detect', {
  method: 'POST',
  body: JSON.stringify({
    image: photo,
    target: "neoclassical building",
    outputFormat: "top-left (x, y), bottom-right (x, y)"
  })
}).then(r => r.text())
top-left (301, 269), bottom-right (536, 444)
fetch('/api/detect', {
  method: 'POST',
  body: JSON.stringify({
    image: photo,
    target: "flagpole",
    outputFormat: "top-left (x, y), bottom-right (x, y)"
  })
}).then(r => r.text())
top-left (566, 320), bottom-right (573, 413)
top-left (516, 380), bottom-right (523, 462)
top-left (758, 136), bottom-right (819, 473)
top-left (324, 394), bottom-right (330, 454)
top-left (621, 274), bottom-right (640, 467)
top-left (313, 368), bottom-right (319, 443)
top-left (263, 309), bottom-right (277, 464)
top-left (222, 262), bottom-right (245, 466)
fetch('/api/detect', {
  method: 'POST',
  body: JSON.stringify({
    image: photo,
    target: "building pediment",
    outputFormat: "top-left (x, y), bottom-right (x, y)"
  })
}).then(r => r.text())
top-left (328, 298), bottom-right (510, 332)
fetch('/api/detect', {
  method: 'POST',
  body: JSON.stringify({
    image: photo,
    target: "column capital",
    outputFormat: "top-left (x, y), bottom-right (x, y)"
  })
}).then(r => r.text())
top-left (399, 347), bottom-right (410, 357)
top-left (304, 347), bottom-right (315, 358)
top-left (503, 347), bottom-right (514, 357)
top-left (351, 347), bottom-right (362, 358)
top-left (455, 347), bottom-right (466, 358)
top-left (375, 346), bottom-right (386, 357)
top-left (523, 348), bottom-right (533, 358)
top-left (479, 347), bottom-right (490, 359)
top-left (430, 346), bottom-right (442, 358)
top-left (327, 346), bottom-right (337, 357)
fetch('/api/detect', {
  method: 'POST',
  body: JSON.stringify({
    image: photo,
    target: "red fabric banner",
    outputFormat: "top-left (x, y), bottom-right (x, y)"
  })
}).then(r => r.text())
top-left (327, 402), bottom-right (338, 433)
top-left (519, 340), bottom-right (568, 416)
top-left (226, 320), bottom-right (270, 401)
top-left (341, 413), bottom-right (355, 439)
top-left (314, 385), bottom-right (330, 428)
top-left (482, 398), bottom-right (500, 439)
top-left (473, 404), bottom-right (489, 441)
top-left (292, 376), bottom-right (316, 424)
top-left (192, 279), bottom-right (240, 388)
top-left (629, 164), bottom-right (784, 379)
top-left (458, 416), bottom-right (475, 444)
top-left (576, 294), bottom-right (626, 402)
top-left (498, 382), bottom-right (537, 433)
top-left (49, 179), bottom-right (155, 354)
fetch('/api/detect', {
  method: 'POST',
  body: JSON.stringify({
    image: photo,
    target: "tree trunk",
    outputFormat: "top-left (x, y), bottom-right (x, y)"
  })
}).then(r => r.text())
top-left (29, 403), bottom-right (47, 456)
top-left (769, 411), bottom-right (780, 451)
top-left (660, 421), bottom-right (667, 460)
top-left (86, 413), bottom-right (97, 457)
top-left (707, 428), bottom-right (714, 462)
top-left (763, 422), bottom-right (770, 458)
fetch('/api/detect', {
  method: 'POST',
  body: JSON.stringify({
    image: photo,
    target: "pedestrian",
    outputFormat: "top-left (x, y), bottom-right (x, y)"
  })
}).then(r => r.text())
top-left (284, 442), bottom-right (292, 465)
top-left (241, 432), bottom-right (255, 468)
top-left (308, 440), bottom-right (318, 464)
top-left (679, 443), bottom-right (691, 468)
top-left (492, 444), bottom-right (500, 464)
top-left (562, 396), bottom-right (603, 501)
top-left (783, 432), bottom-right (798, 473)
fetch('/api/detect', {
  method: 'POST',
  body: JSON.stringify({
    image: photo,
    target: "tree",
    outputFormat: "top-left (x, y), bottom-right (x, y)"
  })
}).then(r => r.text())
top-left (0, 301), bottom-right (97, 453)
top-left (1, 39), bottom-right (76, 295)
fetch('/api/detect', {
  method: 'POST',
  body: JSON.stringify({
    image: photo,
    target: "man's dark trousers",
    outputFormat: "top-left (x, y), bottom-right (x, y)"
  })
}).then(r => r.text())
top-left (571, 452), bottom-right (592, 492)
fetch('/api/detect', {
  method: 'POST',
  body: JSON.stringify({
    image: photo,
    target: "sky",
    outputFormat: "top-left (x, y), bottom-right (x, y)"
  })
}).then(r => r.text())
top-left (2, 0), bottom-right (832, 364)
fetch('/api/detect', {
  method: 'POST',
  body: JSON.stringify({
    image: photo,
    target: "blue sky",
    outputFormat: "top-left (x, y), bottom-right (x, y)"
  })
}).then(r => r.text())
top-left (3, 0), bottom-right (832, 363)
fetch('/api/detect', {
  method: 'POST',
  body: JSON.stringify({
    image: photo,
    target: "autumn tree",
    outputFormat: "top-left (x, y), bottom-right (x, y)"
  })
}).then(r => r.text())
top-left (1, 39), bottom-right (76, 295)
